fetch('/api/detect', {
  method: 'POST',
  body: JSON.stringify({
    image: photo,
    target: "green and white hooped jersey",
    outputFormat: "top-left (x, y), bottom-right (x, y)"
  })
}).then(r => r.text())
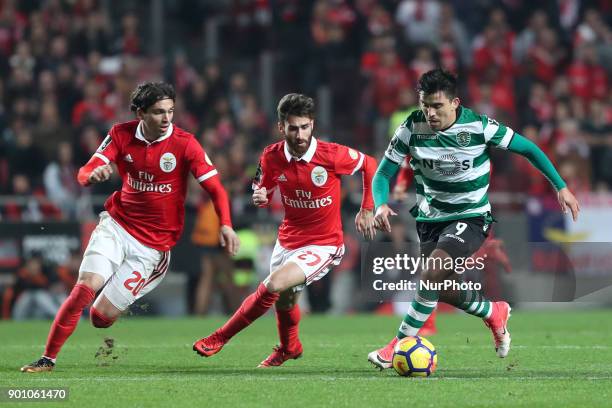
top-left (385, 106), bottom-right (514, 222)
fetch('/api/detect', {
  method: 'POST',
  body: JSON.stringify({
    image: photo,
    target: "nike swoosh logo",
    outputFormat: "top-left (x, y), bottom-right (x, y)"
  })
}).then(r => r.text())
top-left (377, 355), bottom-right (391, 364)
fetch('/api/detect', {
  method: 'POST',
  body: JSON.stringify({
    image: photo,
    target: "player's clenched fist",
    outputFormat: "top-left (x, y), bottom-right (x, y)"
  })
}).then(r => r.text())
top-left (88, 164), bottom-right (113, 184)
top-left (252, 187), bottom-right (268, 207)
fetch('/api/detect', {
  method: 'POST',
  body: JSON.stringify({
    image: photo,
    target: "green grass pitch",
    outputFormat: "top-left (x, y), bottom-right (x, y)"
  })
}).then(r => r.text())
top-left (1, 310), bottom-right (611, 407)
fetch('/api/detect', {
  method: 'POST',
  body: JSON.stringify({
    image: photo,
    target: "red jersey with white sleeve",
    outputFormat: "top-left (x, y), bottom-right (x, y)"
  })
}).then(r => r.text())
top-left (396, 157), bottom-right (414, 189)
top-left (79, 120), bottom-right (231, 251)
top-left (253, 137), bottom-right (376, 249)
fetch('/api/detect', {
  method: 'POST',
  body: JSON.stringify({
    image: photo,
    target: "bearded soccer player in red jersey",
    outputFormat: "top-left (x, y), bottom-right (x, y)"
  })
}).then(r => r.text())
top-left (21, 82), bottom-right (240, 373)
top-left (193, 93), bottom-right (377, 367)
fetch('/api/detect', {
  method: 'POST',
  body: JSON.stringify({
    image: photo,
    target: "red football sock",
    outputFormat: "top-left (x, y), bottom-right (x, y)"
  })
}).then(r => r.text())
top-left (276, 304), bottom-right (301, 350)
top-left (217, 283), bottom-right (279, 340)
top-left (43, 284), bottom-right (96, 359)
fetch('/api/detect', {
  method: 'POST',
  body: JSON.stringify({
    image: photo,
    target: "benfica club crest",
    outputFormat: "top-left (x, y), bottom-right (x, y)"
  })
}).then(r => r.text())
top-left (311, 166), bottom-right (328, 187)
top-left (160, 153), bottom-right (177, 173)
top-left (456, 132), bottom-right (471, 147)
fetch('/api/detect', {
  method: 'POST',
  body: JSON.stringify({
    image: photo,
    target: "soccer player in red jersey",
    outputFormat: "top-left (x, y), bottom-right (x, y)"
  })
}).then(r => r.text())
top-left (21, 82), bottom-right (240, 372)
top-left (193, 93), bottom-right (377, 367)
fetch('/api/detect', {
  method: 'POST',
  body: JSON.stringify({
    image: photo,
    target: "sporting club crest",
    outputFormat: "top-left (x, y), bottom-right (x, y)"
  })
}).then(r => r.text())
top-left (456, 132), bottom-right (471, 147)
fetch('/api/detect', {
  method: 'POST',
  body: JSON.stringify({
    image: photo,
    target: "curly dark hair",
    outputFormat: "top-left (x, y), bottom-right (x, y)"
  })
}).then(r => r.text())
top-left (129, 82), bottom-right (176, 113)
top-left (276, 93), bottom-right (315, 122)
top-left (417, 68), bottom-right (458, 99)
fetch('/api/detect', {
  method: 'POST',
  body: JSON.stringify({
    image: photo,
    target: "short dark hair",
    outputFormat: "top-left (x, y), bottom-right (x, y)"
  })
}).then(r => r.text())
top-left (277, 93), bottom-right (315, 122)
top-left (130, 82), bottom-right (176, 113)
top-left (417, 69), bottom-right (458, 99)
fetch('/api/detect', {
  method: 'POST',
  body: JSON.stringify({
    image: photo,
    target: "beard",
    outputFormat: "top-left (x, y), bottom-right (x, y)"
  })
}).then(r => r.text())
top-left (286, 134), bottom-right (312, 157)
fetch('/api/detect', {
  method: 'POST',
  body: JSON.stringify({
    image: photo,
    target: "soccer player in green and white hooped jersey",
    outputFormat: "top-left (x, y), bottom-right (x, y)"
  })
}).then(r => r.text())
top-left (367, 69), bottom-right (581, 370)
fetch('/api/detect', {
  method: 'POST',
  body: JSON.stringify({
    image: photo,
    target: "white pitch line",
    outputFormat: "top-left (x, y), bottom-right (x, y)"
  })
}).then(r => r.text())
top-left (432, 345), bottom-right (612, 350)
top-left (5, 344), bottom-right (612, 350)
top-left (11, 376), bottom-right (612, 382)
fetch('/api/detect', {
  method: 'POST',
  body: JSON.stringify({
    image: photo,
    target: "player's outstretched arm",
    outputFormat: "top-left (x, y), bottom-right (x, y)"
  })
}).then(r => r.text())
top-left (219, 225), bottom-right (240, 257)
top-left (507, 134), bottom-right (580, 221)
top-left (77, 156), bottom-right (113, 186)
top-left (354, 154), bottom-right (377, 239)
top-left (557, 187), bottom-right (580, 222)
top-left (355, 209), bottom-right (376, 240)
top-left (372, 157), bottom-right (400, 232)
top-left (200, 176), bottom-right (240, 256)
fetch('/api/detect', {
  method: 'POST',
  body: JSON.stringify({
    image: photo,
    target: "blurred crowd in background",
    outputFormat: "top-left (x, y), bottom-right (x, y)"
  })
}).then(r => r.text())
top-left (0, 0), bottom-right (610, 317)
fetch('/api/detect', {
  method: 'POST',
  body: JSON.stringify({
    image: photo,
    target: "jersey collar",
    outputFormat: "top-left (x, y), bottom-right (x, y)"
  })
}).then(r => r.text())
top-left (135, 121), bottom-right (174, 144)
top-left (284, 137), bottom-right (317, 163)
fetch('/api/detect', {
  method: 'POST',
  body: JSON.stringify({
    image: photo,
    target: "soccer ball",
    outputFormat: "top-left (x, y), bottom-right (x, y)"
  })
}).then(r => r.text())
top-left (392, 336), bottom-right (437, 377)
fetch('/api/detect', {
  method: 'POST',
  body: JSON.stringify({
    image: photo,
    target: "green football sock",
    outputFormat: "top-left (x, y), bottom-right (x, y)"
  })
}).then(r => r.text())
top-left (397, 289), bottom-right (438, 339)
top-left (454, 289), bottom-right (492, 319)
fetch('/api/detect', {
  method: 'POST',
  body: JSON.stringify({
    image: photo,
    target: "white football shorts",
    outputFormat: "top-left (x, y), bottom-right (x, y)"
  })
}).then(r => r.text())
top-left (79, 212), bottom-right (171, 311)
top-left (270, 241), bottom-right (345, 292)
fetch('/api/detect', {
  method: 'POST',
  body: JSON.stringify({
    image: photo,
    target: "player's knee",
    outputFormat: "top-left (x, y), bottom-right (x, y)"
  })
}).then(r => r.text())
top-left (421, 267), bottom-right (447, 283)
top-left (90, 306), bottom-right (116, 328)
top-left (264, 275), bottom-right (285, 294)
top-left (76, 272), bottom-right (104, 292)
top-left (75, 276), bottom-right (96, 290)
top-left (264, 280), bottom-right (281, 293)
